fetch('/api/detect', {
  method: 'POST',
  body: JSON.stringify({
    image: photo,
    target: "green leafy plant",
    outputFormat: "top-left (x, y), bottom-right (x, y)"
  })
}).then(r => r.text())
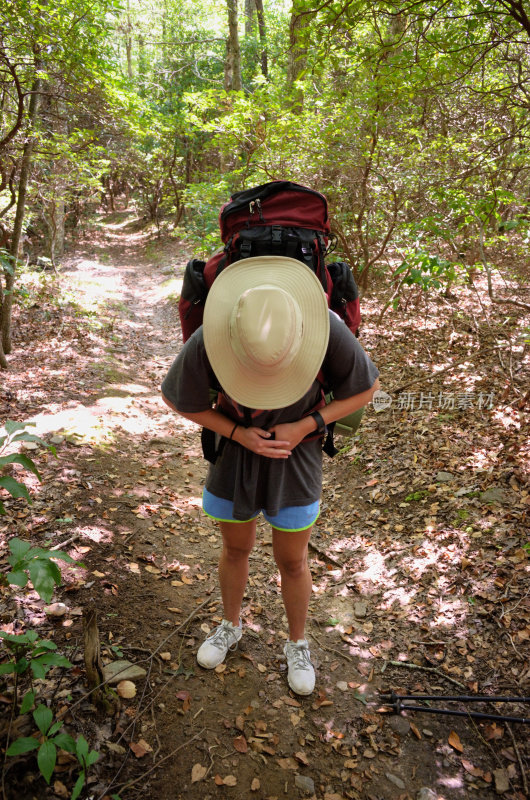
top-left (6, 538), bottom-right (76, 604)
top-left (394, 250), bottom-right (457, 293)
top-left (0, 630), bottom-right (72, 680)
top-left (405, 489), bottom-right (428, 502)
top-left (0, 420), bottom-right (55, 514)
top-left (6, 706), bottom-right (99, 794)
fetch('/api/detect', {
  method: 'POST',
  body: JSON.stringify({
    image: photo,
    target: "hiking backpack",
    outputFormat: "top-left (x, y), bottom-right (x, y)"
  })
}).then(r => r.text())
top-left (178, 180), bottom-right (361, 342)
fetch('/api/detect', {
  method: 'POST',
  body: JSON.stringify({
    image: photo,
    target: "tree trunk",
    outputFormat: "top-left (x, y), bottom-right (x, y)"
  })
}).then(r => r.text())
top-left (225, 0), bottom-right (242, 91)
top-left (2, 71), bottom-right (42, 357)
top-left (255, 0), bottom-right (268, 78)
top-left (287, 4), bottom-right (311, 111)
top-left (43, 196), bottom-right (64, 265)
top-left (125, 0), bottom-right (133, 79)
top-left (244, 0), bottom-right (255, 36)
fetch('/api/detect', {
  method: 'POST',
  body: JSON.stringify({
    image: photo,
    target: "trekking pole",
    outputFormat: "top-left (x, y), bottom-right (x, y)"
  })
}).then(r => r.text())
top-left (379, 691), bottom-right (530, 724)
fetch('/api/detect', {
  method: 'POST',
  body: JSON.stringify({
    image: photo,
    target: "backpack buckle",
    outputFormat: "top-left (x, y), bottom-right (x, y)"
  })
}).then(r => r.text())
top-left (271, 226), bottom-right (283, 247)
top-left (239, 239), bottom-right (252, 258)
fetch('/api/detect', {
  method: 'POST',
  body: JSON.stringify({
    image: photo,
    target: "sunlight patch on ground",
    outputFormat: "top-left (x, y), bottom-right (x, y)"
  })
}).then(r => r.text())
top-left (380, 586), bottom-right (418, 607)
top-left (25, 390), bottom-right (171, 443)
top-left (69, 524), bottom-right (114, 545)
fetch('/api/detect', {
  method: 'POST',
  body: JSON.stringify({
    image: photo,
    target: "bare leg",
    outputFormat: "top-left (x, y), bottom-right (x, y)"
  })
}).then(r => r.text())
top-left (218, 520), bottom-right (257, 625)
top-left (272, 526), bottom-right (312, 641)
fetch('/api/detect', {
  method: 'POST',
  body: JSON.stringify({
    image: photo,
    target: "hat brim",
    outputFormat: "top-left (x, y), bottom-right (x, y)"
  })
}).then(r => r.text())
top-left (203, 256), bottom-right (330, 410)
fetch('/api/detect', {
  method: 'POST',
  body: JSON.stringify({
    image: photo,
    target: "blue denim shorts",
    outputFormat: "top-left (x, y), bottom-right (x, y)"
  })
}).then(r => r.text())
top-left (202, 488), bottom-right (320, 532)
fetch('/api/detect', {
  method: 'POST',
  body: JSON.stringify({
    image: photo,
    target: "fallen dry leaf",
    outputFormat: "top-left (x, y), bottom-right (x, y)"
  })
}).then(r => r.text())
top-left (191, 763), bottom-right (207, 783)
top-left (294, 750), bottom-right (310, 766)
top-left (233, 735), bottom-right (248, 753)
top-left (176, 690), bottom-right (191, 712)
top-left (52, 780), bottom-right (69, 799)
top-left (277, 757), bottom-right (298, 770)
top-left (251, 777), bottom-right (260, 791)
top-left (223, 775), bottom-right (237, 786)
top-left (448, 730), bottom-right (464, 752)
top-left (130, 739), bottom-right (151, 758)
top-left (462, 758), bottom-right (484, 777)
top-left (410, 722), bottom-right (422, 739)
top-left (281, 696), bottom-right (301, 707)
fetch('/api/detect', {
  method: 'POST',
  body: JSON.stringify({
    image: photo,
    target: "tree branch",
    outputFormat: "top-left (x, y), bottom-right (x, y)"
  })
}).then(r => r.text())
top-left (0, 48), bottom-right (25, 153)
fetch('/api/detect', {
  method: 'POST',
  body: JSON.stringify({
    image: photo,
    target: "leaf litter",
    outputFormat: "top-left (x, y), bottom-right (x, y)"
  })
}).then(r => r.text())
top-left (0, 215), bottom-right (528, 800)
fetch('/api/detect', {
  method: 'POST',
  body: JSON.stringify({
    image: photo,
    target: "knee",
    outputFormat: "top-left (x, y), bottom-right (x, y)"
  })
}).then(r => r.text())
top-left (223, 542), bottom-right (252, 563)
top-left (276, 555), bottom-right (308, 579)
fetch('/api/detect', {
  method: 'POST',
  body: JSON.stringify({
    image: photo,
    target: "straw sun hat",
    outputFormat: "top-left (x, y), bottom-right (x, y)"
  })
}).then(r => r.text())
top-left (203, 256), bottom-right (330, 409)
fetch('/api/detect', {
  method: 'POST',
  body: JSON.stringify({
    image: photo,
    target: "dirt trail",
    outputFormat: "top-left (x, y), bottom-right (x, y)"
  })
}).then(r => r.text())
top-left (2, 212), bottom-right (528, 800)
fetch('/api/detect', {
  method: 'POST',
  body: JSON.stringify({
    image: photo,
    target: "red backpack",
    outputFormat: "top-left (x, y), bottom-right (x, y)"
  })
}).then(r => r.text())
top-left (178, 180), bottom-right (361, 342)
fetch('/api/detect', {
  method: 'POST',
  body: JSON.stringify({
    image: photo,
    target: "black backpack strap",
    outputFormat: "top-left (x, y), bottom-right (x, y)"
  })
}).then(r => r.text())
top-left (322, 422), bottom-right (339, 457)
top-left (327, 261), bottom-right (358, 309)
top-left (181, 259), bottom-right (207, 318)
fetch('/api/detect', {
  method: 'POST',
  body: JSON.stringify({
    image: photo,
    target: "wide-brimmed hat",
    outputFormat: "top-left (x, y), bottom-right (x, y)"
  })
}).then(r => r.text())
top-left (203, 256), bottom-right (330, 409)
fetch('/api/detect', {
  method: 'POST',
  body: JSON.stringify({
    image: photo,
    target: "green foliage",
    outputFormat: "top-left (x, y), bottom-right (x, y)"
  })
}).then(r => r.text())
top-left (0, 630), bottom-right (72, 680)
top-left (0, 420), bottom-right (56, 514)
top-left (405, 489), bottom-right (429, 502)
top-left (6, 705), bottom-right (98, 791)
top-left (6, 538), bottom-right (76, 604)
top-left (394, 251), bottom-right (458, 293)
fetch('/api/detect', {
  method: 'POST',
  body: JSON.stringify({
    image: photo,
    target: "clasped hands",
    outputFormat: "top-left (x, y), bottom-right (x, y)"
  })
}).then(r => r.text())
top-left (233, 420), bottom-right (316, 458)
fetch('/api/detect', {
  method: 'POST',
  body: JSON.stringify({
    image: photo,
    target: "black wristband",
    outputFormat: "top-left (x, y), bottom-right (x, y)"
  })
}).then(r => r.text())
top-left (310, 410), bottom-right (326, 435)
top-left (229, 422), bottom-right (239, 441)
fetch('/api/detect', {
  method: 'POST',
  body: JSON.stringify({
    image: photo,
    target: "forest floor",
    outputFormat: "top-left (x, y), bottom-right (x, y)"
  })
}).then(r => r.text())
top-left (0, 210), bottom-right (529, 800)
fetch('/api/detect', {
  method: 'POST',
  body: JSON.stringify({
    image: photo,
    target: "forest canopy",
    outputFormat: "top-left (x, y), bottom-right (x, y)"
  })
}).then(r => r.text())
top-left (1, 0), bottom-right (529, 365)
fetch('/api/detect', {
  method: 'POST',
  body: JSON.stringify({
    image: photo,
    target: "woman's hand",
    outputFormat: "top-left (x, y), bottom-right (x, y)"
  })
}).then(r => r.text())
top-left (268, 420), bottom-right (314, 451)
top-left (233, 426), bottom-right (292, 458)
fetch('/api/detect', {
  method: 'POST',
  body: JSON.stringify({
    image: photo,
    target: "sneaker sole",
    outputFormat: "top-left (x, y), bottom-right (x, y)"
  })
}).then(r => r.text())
top-left (287, 677), bottom-right (315, 696)
top-left (197, 636), bottom-right (242, 669)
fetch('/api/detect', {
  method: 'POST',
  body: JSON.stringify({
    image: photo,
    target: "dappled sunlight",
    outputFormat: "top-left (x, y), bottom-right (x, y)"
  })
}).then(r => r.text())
top-left (438, 772), bottom-right (466, 791)
top-left (23, 390), bottom-right (180, 444)
top-left (491, 406), bottom-right (521, 431)
top-left (68, 524), bottom-right (114, 545)
top-left (380, 585), bottom-right (418, 608)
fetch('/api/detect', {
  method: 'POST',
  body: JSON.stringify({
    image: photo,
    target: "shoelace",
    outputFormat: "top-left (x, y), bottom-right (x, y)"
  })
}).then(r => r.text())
top-left (207, 622), bottom-right (239, 652)
top-left (286, 643), bottom-right (312, 671)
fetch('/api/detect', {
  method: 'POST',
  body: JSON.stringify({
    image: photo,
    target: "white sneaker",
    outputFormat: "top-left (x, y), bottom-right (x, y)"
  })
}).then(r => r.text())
top-left (197, 619), bottom-right (242, 669)
top-left (283, 639), bottom-right (315, 695)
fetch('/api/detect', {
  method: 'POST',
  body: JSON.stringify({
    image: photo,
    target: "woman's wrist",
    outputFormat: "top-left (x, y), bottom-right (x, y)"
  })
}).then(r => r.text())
top-left (300, 415), bottom-right (319, 436)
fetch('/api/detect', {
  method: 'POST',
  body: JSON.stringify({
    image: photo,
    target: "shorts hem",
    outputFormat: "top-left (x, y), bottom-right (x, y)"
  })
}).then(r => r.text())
top-left (268, 508), bottom-right (320, 532)
top-left (202, 509), bottom-right (258, 524)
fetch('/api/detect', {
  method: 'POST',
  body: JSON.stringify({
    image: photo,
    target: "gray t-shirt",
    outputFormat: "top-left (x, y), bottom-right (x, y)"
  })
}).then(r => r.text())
top-left (162, 312), bottom-right (379, 520)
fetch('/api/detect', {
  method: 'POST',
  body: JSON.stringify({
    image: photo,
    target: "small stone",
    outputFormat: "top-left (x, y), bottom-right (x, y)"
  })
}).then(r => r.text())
top-left (386, 773), bottom-right (406, 790)
top-left (294, 774), bottom-right (315, 795)
top-left (336, 681), bottom-right (348, 692)
top-left (480, 487), bottom-right (505, 505)
top-left (44, 603), bottom-right (69, 617)
top-left (21, 441), bottom-right (39, 450)
top-left (422, 728), bottom-right (434, 737)
top-left (417, 790), bottom-right (437, 800)
top-left (493, 768), bottom-right (510, 794)
top-left (50, 435), bottom-right (64, 445)
top-left (354, 602), bottom-right (367, 619)
top-left (102, 660), bottom-right (147, 684)
top-left (388, 716), bottom-right (410, 736)
top-left (436, 471), bottom-right (454, 482)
